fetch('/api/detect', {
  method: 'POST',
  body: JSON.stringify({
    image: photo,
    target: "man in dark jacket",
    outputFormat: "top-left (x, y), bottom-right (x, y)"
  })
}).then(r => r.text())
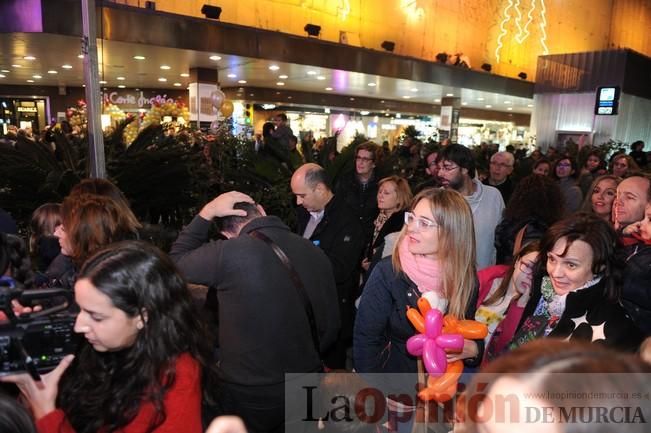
top-left (170, 191), bottom-right (340, 433)
top-left (291, 163), bottom-right (366, 369)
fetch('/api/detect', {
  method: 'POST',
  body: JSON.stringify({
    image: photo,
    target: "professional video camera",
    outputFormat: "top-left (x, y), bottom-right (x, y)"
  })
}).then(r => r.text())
top-left (0, 284), bottom-right (80, 379)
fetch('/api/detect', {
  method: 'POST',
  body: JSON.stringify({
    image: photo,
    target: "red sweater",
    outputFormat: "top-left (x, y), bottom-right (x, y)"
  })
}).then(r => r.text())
top-left (36, 353), bottom-right (202, 433)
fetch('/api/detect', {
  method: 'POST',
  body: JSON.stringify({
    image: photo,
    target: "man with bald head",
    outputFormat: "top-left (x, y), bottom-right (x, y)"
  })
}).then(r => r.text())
top-left (483, 151), bottom-right (515, 203)
top-left (291, 163), bottom-right (365, 368)
top-left (615, 175), bottom-right (651, 229)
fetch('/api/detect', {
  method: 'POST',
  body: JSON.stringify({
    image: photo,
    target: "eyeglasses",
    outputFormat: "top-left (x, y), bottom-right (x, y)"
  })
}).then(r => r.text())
top-left (404, 212), bottom-right (437, 231)
top-left (355, 156), bottom-right (374, 162)
top-left (490, 161), bottom-right (513, 169)
top-left (439, 163), bottom-right (460, 172)
top-left (518, 260), bottom-right (535, 275)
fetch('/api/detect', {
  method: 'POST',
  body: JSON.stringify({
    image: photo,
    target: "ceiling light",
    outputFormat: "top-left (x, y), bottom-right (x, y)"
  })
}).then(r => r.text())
top-left (238, 80), bottom-right (247, 84)
top-left (12, 64), bottom-right (22, 68)
top-left (158, 77), bottom-right (167, 82)
top-left (381, 41), bottom-right (395, 52)
top-left (485, 104), bottom-right (492, 108)
top-left (269, 65), bottom-right (280, 71)
top-left (304, 24), bottom-right (321, 37)
top-left (78, 54), bottom-right (84, 59)
top-left (434, 99), bottom-right (441, 102)
top-left (99, 80), bottom-right (107, 84)
top-left (32, 75), bottom-right (42, 79)
top-left (279, 74), bottom-right (288, 79)
top-left (26, 79), bottom-right (34, 83)
top-left (368, 83), bottom-right (376, 87)
top-left (116, 76), bottom-right (125, 80)
top-left (118, 85), bottom-right (126, 88)
top-left (133, 55), bottom-right (146, 60)
top-left (160, 65), bottom-right (171, 70)
top-left (446, 93), bottom-right (454, 97)
top-left (173, 82), bottom-right (182, 86)
top-left (462, 102), bottom-right (468, 105)
top-left (410, 88), bottom-right (418, 92)
top-left (276, 82), bottom-right (285, 86)
top-left (350, 97), bottom-right (355, 101)
top-left (325, 87), bottom-right (333, 91)
top-left (402, 95), bottom-right (411, 99)
top-left (47, 70), bottom-right (58, 74)
top-left (504, 101), bottom-right (511, 104)
top-left (477, 97), bottom-right (484, 101)
top-left (180, 73), bottom-right (190, 77)
top-left (317, 76), bottom-right (326, 80)
top-left (507, 107), bottom-right (513, 111)
top-left (227, 73), bottom-right (237, 78)
top-left (0, 74), bottom-right (5, 78)
top-left (201, 4), bottom-right (222, 19)
top-left (24, 55), bottom-right (36, 60)
top-left (527, 104), bottom-right (533, 107)
top-left (307, 70), bottom-right (317, 75)
top-left (1, 69), bottom-right (9, 73)
top-left (360, 111), bottom-right (370, 115)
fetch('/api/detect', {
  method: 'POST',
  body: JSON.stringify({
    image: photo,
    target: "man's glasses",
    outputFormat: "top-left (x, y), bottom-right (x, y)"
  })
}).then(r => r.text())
top-left (404, 212), bottom-right (437, 231)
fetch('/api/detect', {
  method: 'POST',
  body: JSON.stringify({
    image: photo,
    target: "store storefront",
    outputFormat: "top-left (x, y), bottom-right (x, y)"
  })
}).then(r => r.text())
top-left (0, 96), bottom-right (48, 134)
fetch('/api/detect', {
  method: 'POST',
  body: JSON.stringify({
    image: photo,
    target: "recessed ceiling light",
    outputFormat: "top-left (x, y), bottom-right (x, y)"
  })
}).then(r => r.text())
top-left (350, 97), bottom-right (355, 101)
top-left (12, 64), bottom-right (22, 68)
top-left (160, 65), bottom-right (171, 70)
top-left (360, 111), bottom-right (370, 115)
top-left (118, 85), bottom-right (126, 88)
top-left (368, 83), bottom-right (376, 87)
top-left (238, 80), bottom-right (247, 84)
top-left (507, 107), bottom-right (513, 110)
top-left (78, 54), bottom-right (85, 59)
top-left (32, 75), bottom-right (42, 79)
top-left (180, 73), bottom-right (190, 77)
top-left (0, 74), bottom-right (5, 78)
top-left (316, 76), bottom-right (326, 81)
top-left (26, 79), bottom-right (34, 83)
top-left (434, 99), bottom-right (441, 102)
top-left (402, 95), bottom-right (411, 99)
top-left (133, 55), bottom-right (146, 60)
top-left (62, 64), bottom-right (73, 69)
top-left (504, 101), bottom-right (511, 104)
top-left (173, 82), bottom-right (182, 86)
top-left (82, 84), bottom-right (85, 87)
top-left (462, 101), bottom-right (468, 105)
top-left (485, 104), bottom-right (492, 108)
top-left (307, 70), bottom-right (317, 75)
top-left (410, 88), bottom-right (418, 92)
top-left (1, 69), bottom-right (9, 73)
top-left (209, 55), bottom-right (222, 61)
top-left (446, 93), bottom-right (454, 97)
top-left (99, 80), bottom-right (107, 84)
top-left (47, 70), bottom-right (58, 74)
top-left (325, 87), bottom-right (333, 91)
top-left (116, 76), bottom-right (125, 80)
top-left (269, 65), bottom-right (280, 71)
top-left (287, 96), bottom-right (292, 99)
top-left (527, 104), bottom-right (533, 107)
top-left (276, 82), bottom-right (285, 86)
top-left (158, 77), bottom-right (167, 82)
top-left (279, 74), bottom-right (288, 79)
top-left (227, 73), bottom-right (237, 78)
top-left (24, 55), bottom-right (36, 60)
top-left (477, 97), bottom-right (484, 101)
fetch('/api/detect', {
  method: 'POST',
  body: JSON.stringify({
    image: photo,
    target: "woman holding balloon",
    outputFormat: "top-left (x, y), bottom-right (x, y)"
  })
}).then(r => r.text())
top-left (353, 188), bottom-right (484, 376)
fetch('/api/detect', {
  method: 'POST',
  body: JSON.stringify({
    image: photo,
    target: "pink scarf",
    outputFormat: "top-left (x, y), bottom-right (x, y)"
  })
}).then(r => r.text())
top-left (398, 235), bottom-right (443, 295)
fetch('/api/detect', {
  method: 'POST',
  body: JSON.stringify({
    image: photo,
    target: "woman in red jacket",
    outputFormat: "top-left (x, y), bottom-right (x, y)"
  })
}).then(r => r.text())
top-left (2, 241), bottom-right (216, 433)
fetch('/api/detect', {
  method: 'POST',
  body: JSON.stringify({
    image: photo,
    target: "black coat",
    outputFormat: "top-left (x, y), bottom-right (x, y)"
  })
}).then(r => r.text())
top-left (621, 242), bottom-right (651, 335)
top-left (296, 194), bottom-right (366, 338)
top-left (334, 171), bottom-right (379, 242)
top-left (170, 215), bottom-right (341, 386)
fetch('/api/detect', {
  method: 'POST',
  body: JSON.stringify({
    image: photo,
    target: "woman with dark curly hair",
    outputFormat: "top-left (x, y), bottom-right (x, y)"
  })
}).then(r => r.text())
top-left (2, 241), bottom-right (217, 433)
top-left (494, 174), bottom-right (564, 265)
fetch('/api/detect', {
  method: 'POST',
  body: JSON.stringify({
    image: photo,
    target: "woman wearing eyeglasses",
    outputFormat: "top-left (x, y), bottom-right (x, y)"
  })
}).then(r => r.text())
top-left (553, 157), bottom-right (583, 216)
top-left (475, 242), bottom-right (541, 364)
top-left (353, 188), bottom-right (482, 376)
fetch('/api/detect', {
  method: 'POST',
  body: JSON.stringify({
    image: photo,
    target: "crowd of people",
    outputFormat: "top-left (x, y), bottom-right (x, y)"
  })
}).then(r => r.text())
top-left (1, 120), bottom-right (650, 433)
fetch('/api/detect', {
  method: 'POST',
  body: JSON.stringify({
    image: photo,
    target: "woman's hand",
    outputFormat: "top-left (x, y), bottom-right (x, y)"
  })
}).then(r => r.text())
top-left (0, 354), bottom-right (74, 420)
top-left (445, 339), bottom-right (478, 363)
top-left (623, 221), bottom-right (641, 236)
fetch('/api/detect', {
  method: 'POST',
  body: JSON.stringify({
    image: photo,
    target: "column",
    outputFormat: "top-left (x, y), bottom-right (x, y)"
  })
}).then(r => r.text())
top-left (188, 67), bottom-right (219, 129)
top-left (439, 97), bottom-right (461, 144)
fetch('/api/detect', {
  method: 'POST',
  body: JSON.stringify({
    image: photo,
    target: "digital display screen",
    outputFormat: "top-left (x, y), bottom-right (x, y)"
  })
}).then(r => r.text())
top-left (595, 86), bottom-right (620, 115)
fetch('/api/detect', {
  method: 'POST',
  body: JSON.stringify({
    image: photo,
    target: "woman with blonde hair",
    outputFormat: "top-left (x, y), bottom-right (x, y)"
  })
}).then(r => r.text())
top-left (361, 175), bottom-right (413, 280)
top-left (354, 188), bottom-right (482, 375)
